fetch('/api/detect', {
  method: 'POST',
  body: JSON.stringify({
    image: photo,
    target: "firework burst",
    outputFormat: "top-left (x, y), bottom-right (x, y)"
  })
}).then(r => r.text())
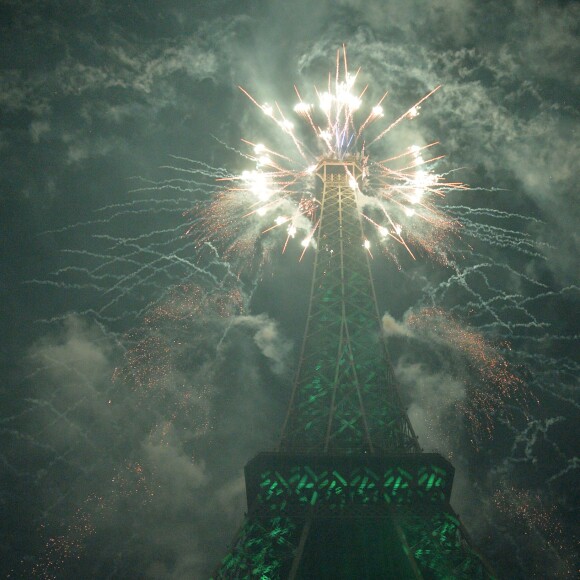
top-left (189, 47), bottom-right (466, 270)
top-left (405, 307), bottom-right (531, 442)
top-left (491, 485), bottom-right (575, 576)
top-left (113, 283), bottom-right (243, 399)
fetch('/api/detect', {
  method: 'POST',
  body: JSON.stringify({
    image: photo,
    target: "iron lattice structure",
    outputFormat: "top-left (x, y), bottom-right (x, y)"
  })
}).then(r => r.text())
top-left (213, 160), bottom-right (495, 579)
top-left (280, 160), bottom-right (418, 455)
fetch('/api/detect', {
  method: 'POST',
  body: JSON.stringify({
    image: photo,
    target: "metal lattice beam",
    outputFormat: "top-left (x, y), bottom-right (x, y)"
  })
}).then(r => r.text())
top-left (280, 160), bottom-right (419, 454)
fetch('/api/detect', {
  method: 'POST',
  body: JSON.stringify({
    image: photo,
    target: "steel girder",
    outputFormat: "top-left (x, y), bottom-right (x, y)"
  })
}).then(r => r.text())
top-left (280, 160), bottom-right (418, 454)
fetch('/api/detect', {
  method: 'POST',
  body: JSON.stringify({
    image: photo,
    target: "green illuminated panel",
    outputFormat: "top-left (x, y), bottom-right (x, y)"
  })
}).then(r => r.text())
top-left (398, 509), bottom-right (496, 579)
top-left (212, 515), bottom-right (300, 579)
top-left (213, 507), bottom-right (495, 579)
top-left (215, 453), bottom-right (494, 579)
top-left (256, 463), bottom-right (449, 513)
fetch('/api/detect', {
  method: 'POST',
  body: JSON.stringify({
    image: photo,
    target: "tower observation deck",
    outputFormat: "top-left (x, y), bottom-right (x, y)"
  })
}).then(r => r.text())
top-left (213, 159), bottom-right (495, 579)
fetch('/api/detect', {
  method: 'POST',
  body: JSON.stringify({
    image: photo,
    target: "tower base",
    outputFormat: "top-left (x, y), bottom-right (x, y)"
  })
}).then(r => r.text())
top-left (212, 452), bottom-right (494, 579)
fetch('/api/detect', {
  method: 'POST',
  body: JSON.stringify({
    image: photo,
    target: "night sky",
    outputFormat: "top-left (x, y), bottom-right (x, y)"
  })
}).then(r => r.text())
top-left (1, 1), bottom-right (579, 578)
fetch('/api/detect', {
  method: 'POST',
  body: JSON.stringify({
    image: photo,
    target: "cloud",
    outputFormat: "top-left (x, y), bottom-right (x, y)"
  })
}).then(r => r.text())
top-left (29, 120), bottom-right (50, 144)
top-left (233, 313), bottom-right (293, 375)
top-left (334, 0), bottom-right (477, 44)
top-left (397, 360), bottom-right (466, 453)
top-left (0, 38), bottom-right (219, 115)
top-left (382, 312), bottom-right (411, 337)
top-left (11, 307), bottom-right (290, 577)
top-left (513, 0), bottom-right (580, 87)
top-left (29, 315), bottom-right (113, 379)
top-left (382, 310), bottom-right (468, 453)
top-left (143, 439), bottom-right (209, 498)
top-left (25, 316), bottom-right (119, 459)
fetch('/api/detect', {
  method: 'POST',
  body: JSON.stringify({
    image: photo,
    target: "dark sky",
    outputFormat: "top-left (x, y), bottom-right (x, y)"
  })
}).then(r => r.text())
top-left (1, 1), bottom-right (579, 578)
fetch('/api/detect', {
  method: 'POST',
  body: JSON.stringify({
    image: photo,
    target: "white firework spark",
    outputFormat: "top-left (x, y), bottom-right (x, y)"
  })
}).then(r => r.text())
top-left (193, 47), bottom-right (465, 268)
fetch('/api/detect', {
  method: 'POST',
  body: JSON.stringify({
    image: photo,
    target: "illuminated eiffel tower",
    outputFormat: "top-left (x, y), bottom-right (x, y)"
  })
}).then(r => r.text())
top-left (213, 158), bottom-right (495, 579)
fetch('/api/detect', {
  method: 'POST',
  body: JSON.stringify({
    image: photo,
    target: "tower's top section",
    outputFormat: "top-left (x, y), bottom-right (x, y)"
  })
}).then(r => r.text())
top-left (280, 162), bottom-right (419, 455)
top-left (227, 48), bottom-right (462, 270)
top-left (315, 157), bottom-right (364, 187)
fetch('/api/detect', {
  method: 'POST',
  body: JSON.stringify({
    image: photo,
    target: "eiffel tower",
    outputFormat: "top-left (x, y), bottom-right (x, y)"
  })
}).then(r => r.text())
top-left (213, 158), bottom-right (495, 579)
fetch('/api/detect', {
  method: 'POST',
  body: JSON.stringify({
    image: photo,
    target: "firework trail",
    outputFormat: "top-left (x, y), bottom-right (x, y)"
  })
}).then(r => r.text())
top-left (29, 48), bottom-right (463, 325)
top-left (489, 484), bottom-right (576, 577)
top-left (29, 173), bottom-right (243, 327)
top-left (34, 47), bottom-right (568, 325)
top-left (402, 307), bottom-right (530, 442)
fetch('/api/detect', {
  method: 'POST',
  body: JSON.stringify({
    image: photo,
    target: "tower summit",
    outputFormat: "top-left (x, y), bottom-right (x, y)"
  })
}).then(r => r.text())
top-left (212, 159), bottom-right (495, 578)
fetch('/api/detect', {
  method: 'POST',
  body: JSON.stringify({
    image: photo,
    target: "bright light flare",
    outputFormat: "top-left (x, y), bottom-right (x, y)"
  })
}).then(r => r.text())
top-left (406, 106), bottom-right (420, 118)
top-left (294, 102), bottom-right (312, 114)
top-left (241, 170), bottom-right (272, 201)
top-left (207, 49), bottom-right (462, 266)
top-left (319, 92), bottom-right (333, 113)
